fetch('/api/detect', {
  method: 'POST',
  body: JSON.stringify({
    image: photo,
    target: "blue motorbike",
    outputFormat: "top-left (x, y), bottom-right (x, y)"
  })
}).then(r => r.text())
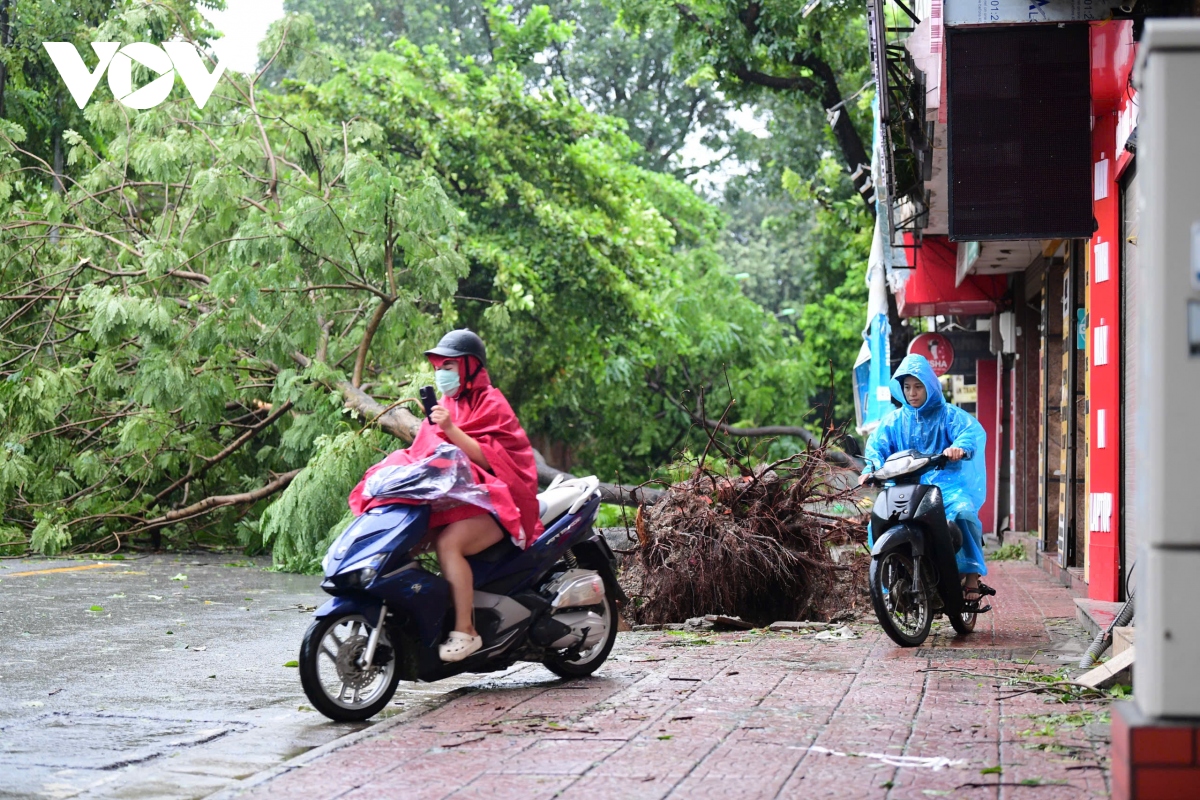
top-left (298, 474), bottom-right (623, 721)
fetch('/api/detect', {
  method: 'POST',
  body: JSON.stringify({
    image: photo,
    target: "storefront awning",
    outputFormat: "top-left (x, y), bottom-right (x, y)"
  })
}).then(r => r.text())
top-left (897, 236), bottom-right (1007, 318)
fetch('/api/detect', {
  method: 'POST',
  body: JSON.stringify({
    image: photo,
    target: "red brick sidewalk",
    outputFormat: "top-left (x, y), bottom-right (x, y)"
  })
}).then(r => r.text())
top-left (231, 561), bottom-right (1111, 800)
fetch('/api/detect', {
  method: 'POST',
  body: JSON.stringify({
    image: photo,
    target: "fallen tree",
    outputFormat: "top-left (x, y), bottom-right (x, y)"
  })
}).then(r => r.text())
top-left (648, 379), bottom-right (864, 471)
top-left (619, 426), bottom-right (868, 626)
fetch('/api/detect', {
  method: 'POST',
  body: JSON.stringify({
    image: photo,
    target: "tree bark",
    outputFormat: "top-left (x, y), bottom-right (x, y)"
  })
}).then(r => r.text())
top-left (138, 469), bottom-right (302, 533)
top-left (0, 0), bottom-right (10, 119)
top-left (793, 52), bottom-right (873, 213)
top-left (532, 450), bottom-right (665, 506)
top-left (352, 297), bottom-right (392, 387)
top-left (153, 400), bottom-right (295, 504)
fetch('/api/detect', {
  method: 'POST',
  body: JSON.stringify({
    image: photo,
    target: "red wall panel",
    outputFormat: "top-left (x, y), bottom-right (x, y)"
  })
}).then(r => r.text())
top-left (1084, 21), bottom-right (1131, 601)
top-left (976, 359), bottom-right (999, 536)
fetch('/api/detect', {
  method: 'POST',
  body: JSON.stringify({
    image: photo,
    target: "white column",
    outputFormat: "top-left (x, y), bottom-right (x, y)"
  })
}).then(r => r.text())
top-left (1134, 20), bottom-right (1200, 718)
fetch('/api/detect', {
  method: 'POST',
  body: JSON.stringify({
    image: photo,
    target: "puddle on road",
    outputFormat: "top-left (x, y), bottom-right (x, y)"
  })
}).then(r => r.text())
top-left (0, 712), bottom-right (250, 771)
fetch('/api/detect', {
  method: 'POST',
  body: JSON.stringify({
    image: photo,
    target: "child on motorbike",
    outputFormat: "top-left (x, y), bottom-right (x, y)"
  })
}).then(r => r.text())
top-left (858, 354), bottom-right (990, 602)
top-left (347, 330), bottom-right (542, 662)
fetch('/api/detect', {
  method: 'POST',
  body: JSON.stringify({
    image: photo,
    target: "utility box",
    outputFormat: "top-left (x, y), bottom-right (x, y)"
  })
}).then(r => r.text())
top-left (1134, 20), bottom-right (1200, 718)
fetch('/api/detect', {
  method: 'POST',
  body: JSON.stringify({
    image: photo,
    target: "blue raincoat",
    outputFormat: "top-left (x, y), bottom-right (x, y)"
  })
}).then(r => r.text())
top-left (862, 354), bottom-right (988, 576)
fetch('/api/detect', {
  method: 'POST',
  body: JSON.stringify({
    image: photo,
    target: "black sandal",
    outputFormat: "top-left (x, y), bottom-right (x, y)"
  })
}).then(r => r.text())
top-left (962, 582), bottom-right (995, 614)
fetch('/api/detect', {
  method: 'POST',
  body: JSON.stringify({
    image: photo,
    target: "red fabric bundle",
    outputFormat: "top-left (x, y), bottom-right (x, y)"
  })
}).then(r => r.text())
top-left (347, 368), bottom-right (542, 549)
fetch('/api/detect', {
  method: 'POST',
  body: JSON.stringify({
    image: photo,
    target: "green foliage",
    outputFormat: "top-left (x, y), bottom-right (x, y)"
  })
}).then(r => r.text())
top-left (0, 0), bottom-right (866, 566)
top-left (615, 0), bottom-right (873, 177)
top-left (991, 542), bottom-right (1028, 561)
top-left (262, 430), bottom-right (389, 572)
top-left (281, 0), bottom-right (737, 176)
top-left (1, 4), bottom-right (468, 556)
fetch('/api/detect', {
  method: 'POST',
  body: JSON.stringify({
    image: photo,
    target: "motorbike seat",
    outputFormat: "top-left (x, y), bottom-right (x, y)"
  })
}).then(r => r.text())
top-left (471, 537), bottom-right (519, 563)
top-left (536, 475), bottom-right (600, 525)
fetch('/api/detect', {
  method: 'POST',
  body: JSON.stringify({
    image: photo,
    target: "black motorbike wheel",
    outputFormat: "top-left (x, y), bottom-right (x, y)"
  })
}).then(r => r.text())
top-left (543, 593), bottom-right (619, 679)
top-left (948, 609), bottom-right (977, 635)
top-left (870, 551), bottom-right (932, 647)
top-left (299, 612), bottom-right (402, 722)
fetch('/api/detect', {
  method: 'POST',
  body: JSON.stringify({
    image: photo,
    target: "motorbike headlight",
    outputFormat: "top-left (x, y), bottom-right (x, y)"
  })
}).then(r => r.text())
top-left (340, 553), bottom-right (386, 587)
top-left (876, 455), bottom-right (925, 480)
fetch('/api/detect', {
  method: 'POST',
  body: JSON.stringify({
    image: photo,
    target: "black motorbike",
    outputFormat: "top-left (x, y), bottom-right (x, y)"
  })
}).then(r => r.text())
top-left (863, 450), bottom-right (993, 647)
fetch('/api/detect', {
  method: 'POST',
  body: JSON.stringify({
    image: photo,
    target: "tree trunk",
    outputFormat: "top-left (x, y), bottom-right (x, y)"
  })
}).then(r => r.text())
top-left (795, 53), bottom-right (873, 215)
top-left (0, 0), bottom-right (10, 119)
top-left (50, 130), bottom-right (64, 245)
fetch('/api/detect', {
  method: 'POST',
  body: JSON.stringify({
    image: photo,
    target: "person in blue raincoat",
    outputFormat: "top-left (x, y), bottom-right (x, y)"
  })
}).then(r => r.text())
top-left (858, 354), bottom-right (990, 599)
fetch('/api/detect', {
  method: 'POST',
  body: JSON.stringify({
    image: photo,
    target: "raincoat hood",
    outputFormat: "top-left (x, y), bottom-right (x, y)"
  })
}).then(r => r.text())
top-left (890, 354), bottom-right (944, 414)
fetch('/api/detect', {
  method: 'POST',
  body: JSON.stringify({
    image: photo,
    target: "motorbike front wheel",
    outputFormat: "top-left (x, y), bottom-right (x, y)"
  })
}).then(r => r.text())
top-left (299, 612), bottom-right (402, 722)
top-left (870, 551), bottom-right (932, 647)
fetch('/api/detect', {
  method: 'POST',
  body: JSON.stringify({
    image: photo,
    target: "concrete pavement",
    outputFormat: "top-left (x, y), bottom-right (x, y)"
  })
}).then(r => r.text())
top-left (222, 559), bottom-right (1111, 800)
top-left (0, 555), bottom-right (476, 800)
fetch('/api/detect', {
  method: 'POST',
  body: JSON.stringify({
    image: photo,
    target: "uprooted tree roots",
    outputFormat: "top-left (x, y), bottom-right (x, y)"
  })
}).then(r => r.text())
top-left (618, 433), bottom-right (869, 627)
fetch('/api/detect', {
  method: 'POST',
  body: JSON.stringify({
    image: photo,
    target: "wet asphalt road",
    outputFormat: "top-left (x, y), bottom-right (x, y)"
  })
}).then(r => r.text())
top-left (0, 554), bottom-right (475, 800)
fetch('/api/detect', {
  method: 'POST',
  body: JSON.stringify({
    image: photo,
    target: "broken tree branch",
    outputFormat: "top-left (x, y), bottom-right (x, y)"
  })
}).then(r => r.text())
top-left (153, 400), bottom-right (295, 504)
top-left (136, 469), bottom-right (302, 533)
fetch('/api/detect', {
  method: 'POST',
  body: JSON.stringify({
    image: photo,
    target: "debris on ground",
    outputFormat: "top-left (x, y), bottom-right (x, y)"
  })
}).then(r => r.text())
top-left (1077, 647), bottom-right (1135, 689)
top-left (768, 620), bottom-right (838, 632)
top-left (814, 625), bottom-right (860, 641)
top-left (618, 427), bottom-right (868, 627)
top-left (805, 745), bottom-right (966, 771)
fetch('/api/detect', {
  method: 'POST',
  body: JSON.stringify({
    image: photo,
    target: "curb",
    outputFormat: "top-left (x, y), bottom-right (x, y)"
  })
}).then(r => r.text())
top-left (200, 663), bottom-right (531, 800)
top-left (202, 698), bottom-right (449, 799)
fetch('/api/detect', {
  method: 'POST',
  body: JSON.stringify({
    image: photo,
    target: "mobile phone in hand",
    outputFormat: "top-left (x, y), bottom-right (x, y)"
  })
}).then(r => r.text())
top-left (419, 385), bottom-right (437, 420)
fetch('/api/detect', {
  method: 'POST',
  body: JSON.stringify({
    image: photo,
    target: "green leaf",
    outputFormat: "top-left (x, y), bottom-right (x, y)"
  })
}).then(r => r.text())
top-left (88, 605), bottom-right (104, 612)
top-left (980, 765), bottom-right (1003, 775)
top-left (283, 660), bottom-right (299, 668)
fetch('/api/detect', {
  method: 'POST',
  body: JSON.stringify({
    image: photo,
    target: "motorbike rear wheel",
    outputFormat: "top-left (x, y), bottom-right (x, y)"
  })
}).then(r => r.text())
top-left (949, 608), bottom-right (977, 635)
top-left (543, 593), bottom-right (619, 679)
top-left (299, 612), bottom-right (402, 722)
top-left (870, 550), bottom-right (932, 647)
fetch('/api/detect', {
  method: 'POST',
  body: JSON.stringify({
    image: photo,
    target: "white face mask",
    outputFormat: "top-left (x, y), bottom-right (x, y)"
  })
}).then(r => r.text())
top-left (434, 367), bottom-right (460, 397)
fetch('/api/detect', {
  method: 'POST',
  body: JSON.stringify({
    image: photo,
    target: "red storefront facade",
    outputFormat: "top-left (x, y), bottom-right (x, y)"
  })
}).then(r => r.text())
top-left (868, 3), bottom-right (1146, 602)
top-left (1086, 21), bottom-right (1139, 602)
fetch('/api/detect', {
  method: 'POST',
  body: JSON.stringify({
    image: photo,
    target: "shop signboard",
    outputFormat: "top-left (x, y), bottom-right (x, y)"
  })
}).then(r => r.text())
top-left (944, 0), bottom-right (1101, 26)
top-left (908, 332), bottom-right (955, 375)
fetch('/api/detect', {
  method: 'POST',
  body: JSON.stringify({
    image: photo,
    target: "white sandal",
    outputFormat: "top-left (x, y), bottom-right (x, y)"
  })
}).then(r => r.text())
top-left (438, 631), bottom-right (482, 662)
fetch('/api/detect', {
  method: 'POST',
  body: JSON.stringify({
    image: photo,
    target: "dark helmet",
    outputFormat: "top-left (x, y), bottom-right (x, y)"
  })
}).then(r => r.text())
top-left (424, 329), bottom-right (487, 368)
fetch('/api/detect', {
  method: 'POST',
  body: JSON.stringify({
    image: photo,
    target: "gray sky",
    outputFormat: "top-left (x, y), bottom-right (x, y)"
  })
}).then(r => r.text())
top-left (199, 0), bottom-right (284, 74)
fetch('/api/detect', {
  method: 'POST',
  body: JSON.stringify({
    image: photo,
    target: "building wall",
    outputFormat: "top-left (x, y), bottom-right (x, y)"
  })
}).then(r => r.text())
top-left (1042, 263), bottom-right (1066, 554)
top-left (1013, 277), bottom-right (1042, 533)
top-left (1084, 21), bottom-right (1137, 602)
top-left (1087, 109), bottom-right (1121, 600)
